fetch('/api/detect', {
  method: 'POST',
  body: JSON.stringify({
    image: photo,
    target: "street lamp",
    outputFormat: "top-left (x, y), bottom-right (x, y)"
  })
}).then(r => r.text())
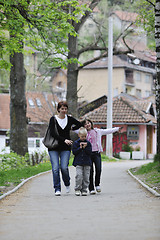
top-left (106, 16), bottom-right (113, 157)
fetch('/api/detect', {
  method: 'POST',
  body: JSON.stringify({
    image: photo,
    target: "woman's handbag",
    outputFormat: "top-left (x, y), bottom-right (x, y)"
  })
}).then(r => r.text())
top-left (42, 118), bottom-right (59, 149)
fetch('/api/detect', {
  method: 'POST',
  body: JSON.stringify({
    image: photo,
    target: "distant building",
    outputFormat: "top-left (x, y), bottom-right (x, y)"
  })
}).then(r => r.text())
top-left (0, 92), bottom-right (59, 154)
top-left (77, 51), bottom-right (156, 102)
top-left (80, 93), bottom-right (156, 159)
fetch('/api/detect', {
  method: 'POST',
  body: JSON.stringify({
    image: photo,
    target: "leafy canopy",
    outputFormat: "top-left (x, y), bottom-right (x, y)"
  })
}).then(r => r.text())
top-left (135, 0), bottom-right (155, 34)
top-left (0, 0), bottom-right (86, 69)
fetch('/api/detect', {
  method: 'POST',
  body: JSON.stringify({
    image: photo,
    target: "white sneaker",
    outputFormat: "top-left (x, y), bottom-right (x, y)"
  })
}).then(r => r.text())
top-left (75, 190), bottom-right (81, 196)
top-left (55, 191), bottom-right (61, 196)
top-left (96, 186), bottom-right (101, 193)
top-left (66, 186), bottom-right (70, 194)
top-left (90, 190), bottom-right (96, 195)
top-left (81, 192), bottom-right (87, 196)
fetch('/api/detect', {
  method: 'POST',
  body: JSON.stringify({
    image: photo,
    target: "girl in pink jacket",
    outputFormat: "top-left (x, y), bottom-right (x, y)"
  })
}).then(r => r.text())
top-left (81, 119), bottom-right (119, 194)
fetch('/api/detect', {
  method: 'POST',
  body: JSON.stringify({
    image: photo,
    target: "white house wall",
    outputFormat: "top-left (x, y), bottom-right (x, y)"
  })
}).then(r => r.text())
top-left (0, 136), bottom-right (48, 155)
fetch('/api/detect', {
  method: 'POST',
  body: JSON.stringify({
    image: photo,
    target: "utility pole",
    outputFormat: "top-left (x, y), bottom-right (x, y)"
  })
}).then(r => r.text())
top-left (106, 16), bottom-right (113, 157)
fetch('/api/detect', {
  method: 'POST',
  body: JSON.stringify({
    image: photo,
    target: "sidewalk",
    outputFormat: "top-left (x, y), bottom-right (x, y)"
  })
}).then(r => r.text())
top-left (0, 160), bottom-right (160, 240)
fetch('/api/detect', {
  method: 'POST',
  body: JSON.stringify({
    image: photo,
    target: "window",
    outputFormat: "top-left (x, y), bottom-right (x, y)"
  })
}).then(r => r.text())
top-left (145, 74), bottom-right (151, 83)
top-left (25, 55), bottom-right (30, 66)
top-left (36, 98), bottom-right (42, 107)
top-left (28, 98), bottom-right (35, 107)
top-left (114, 88), bottom-right (118, 97)
top-left (57, 81), bottom-right (62, 87)
top-left (88, 23), bottom-right (93, 28)
top-left (135, 72), bottom-right (141, 81)
top-left (5, 139), bottom-right (10, 147)
top-left (127, 126), bottom-right (139, 140)
top-left (51, 101), bottom-right (56, 107)
top-left (145, 90), bottom-right (150, 97)
top-left (136, 89), bottom-right (141, 97)
top-left (36, 139), bottom-right (40, 147)
top-left (28, 140), bottom-right (34, 148)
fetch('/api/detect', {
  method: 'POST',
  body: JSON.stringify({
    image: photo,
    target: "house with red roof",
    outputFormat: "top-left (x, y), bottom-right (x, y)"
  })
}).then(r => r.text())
top-left (0, 92), bottom-right (58, 154)
top-left (80, 93), bottom-right (157, 159)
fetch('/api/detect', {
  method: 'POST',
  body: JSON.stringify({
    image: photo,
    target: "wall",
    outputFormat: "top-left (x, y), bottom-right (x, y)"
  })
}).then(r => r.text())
top-left (133, 71), bottom-right (153, 98)
top-left (0, 136), bottom-right (47, 155)
top-left (78, 68), bottom-right (124, 102)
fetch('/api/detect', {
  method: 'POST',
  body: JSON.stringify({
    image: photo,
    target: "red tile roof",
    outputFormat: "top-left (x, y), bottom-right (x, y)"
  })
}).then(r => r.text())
top-left (81, 96), bottom-right (156, 125)
top-left (112, 10), bottom-right (138, 22)
top-left (0, 92), bottom-right (59, 130)
top-left (26, 91), bottom-right (57, 124)
top-left (83, 54), bottom-right (156, 72)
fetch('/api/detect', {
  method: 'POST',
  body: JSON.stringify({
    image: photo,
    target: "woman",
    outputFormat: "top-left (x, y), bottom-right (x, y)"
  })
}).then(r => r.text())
top-left (48, 101), bottom-right (82, 196)
top-left (82, 119), bottom-right (119, 194)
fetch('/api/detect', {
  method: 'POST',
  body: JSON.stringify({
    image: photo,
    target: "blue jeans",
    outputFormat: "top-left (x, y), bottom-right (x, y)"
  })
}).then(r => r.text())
top-left (49, 150), bottom-right (71, 192)
top-left (89, 152), bottom-right (102, 191)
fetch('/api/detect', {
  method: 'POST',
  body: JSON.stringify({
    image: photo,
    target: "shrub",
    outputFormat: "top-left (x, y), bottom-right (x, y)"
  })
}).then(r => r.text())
top-left (0, 151), bottom-right (49, 171)
top-left (0, 152), bottom-right (30, 171)
top-left (134, 145), bottom-right (141, 151)
top-left (154, 153), bottom-right (160, 163)
top-left (122, 143), bottom-right (133, 152)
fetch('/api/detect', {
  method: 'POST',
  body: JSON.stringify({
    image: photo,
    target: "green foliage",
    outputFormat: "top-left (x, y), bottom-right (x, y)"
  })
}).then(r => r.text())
top-left (0, 0), bottom-right (87, 70)
top-left (154, 153), bottom-right (160, 163)
top-left (134, 145), bottom-right (141, 151)
top-left (135, 0), bottom-right (155, 35)
top-left (133, 161), bottom-right (159, 174)
top-left (130, 161), bottom-right (160, 193)
top-left (0, 162), bottom-right (52, 187)
top-left (0, 152), bottom-right (30, 171)
top-left (122, 143), bottom-right (133, 152)
top-left (0, 151), bottom-right (49, 171)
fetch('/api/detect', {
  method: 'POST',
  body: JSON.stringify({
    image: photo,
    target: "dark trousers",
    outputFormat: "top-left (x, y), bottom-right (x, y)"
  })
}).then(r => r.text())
top-left (89, 152), bottom-right (102, 191)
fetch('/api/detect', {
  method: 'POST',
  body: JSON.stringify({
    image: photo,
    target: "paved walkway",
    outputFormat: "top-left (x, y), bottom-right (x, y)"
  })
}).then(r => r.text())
top-left (0, 160), bottom-right (160, 240)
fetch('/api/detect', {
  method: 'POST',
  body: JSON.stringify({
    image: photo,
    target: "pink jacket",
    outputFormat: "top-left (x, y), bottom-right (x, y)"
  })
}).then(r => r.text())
top-left (74, 127), bottom-right (119, 153)
top-left (91, 127), bottom-right (119, 152)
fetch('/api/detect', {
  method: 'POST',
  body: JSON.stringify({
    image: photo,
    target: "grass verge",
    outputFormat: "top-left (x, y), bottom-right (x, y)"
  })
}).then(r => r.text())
top-left (130, 161), bottom-right (160, 194)
top-left (0, 162), bottom-right (52, 188)
top-left (0, 154), bottom-right (115, 196)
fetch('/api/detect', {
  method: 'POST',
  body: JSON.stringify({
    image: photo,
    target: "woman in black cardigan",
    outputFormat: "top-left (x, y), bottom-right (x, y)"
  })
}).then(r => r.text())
top-left (48, 101), bottom-right (82, 196)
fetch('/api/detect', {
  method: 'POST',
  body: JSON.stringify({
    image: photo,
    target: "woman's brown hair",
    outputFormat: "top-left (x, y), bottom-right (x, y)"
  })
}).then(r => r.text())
top-left (57, 101), bottom-right (68, 112)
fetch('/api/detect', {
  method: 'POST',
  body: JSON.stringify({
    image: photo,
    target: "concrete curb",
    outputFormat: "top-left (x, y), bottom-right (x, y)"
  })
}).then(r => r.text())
top-left (0, 170), bottom-right (51, 201)
top-left (128, 169), bottom-right (160, 197)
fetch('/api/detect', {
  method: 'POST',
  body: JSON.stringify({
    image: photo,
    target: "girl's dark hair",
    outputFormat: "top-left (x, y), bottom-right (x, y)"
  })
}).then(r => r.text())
top-left (57, 101), bottom-right (68, 112)
top-left (81, 119), bottom-right (94, 129)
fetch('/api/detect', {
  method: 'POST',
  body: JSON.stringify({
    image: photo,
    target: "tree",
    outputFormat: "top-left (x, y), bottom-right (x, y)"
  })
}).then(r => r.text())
top-left (135, 0), bottom-right (160, 157)
top-left (66, 0), bottom-right (133, 117)
top-left (155, 0), bottom-right (160, 156)
top-left (0, 0), bottom-right (82, 155)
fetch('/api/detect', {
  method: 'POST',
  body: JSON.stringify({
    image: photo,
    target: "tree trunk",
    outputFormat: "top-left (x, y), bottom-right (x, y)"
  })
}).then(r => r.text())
top-left (66, 34), bottom-right (79, 117)
top-left (10, 50), bottom-right (28, 156)
top-left (66, 1), bottom-right (101, 118)
top-left (155, 0), bottom-right (160, 154)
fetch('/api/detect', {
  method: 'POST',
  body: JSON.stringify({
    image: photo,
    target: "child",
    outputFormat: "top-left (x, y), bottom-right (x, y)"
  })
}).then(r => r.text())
top-left (72, 127), bottom-right (92, 196)
top-left (81, 119), bottom-right (120, 194)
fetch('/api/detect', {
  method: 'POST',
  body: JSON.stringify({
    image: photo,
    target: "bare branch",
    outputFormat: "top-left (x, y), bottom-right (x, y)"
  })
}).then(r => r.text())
top-left (75, 0), bottom-right (101, 32)
top-left (78, 51), bottom-right (108, 70)
top-left (146, 0), bottom-right (155, 7)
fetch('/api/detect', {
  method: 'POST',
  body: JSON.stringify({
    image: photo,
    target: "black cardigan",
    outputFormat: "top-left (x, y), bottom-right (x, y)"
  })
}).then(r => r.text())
top-left (48, 115), bottom-right (82, 151)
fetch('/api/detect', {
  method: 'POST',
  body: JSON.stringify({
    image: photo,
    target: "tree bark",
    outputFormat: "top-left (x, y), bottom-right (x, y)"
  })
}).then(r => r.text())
top-left (155, 0), bottom-right (160, 154)
top-left (10, 49), bottom-right (28, 156)
top-left (66, 0), bottom-right (101, 117)
top-left (67, 34), bottom-right (78, 117)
